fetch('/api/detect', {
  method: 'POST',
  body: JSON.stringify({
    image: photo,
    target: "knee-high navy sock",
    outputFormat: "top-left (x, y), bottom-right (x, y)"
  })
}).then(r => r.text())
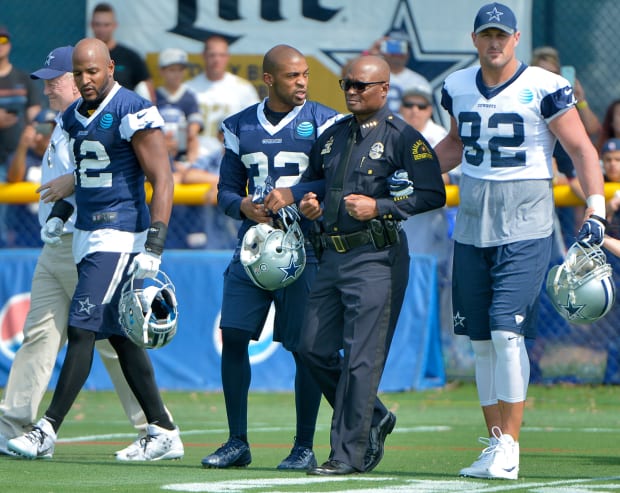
top-left (108, 334), bottom-right (174, 430)
top-left (221, 327), bottom-right (252, 444)
top-left (44, 326), bottom-right (96, 432)
top-left (292, 351), bottom-right (322, 449)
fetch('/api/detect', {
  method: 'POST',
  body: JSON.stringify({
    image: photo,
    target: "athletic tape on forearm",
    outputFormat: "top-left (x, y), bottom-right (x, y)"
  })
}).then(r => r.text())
top-left (145, 221), bottom-right (168, 256)
top-left (586, 194), bottom-right (606, 219)
top-left (47, 199), bottom-right (75, 223)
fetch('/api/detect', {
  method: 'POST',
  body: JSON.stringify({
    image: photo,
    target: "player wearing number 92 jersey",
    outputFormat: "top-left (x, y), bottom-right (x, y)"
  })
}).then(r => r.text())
top-left (441, 64), bottom-right (574, 247)
top-left (61, 84), bottom-right (164, 263)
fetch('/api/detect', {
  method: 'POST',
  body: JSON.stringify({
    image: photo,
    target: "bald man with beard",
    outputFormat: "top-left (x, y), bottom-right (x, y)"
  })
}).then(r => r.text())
top-left (283, 55), bottom-right (445, 474)
top-left (7, 38), bottom-right (183, 462)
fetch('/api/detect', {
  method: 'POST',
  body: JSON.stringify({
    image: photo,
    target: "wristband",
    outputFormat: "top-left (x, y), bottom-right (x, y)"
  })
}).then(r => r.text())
top-left (47, 199), bottom-right (75, 223)
top-left (145, 221), bottom-right (168, 256)
top-left (586, 194), bottom-right (606, 219)
top-left (576, 100), bottom-right (589, 110)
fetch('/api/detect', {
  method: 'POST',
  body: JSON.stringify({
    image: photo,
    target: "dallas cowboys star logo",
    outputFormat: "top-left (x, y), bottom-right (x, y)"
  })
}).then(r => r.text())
top-left (279, 256), bottom-right (303, 283)
top-left (559, 296), bottom-right (586, 320)
top-left (322, 0), bottom-right (477, 127)
top-left (486, 6), bottom-right (504, 22)
top-left (78, 297), bottom-right (96, 315)
top-left (453, 311), bottom-right (466, 329)
top-left (45, 52), bottom-right (55, 66)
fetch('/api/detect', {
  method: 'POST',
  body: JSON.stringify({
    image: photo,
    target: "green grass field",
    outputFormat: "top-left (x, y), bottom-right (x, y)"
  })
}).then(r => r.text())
top-left (1, 383), bottom-right (620, 492)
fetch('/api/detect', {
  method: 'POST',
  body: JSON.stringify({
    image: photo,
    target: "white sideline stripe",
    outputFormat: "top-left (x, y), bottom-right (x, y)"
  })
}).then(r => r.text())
top-left (57, 425), bottom-right (452, 444)
top-left (57, 424), bottom-right (620, 444)
top-left (161, 476), bottom-right (620, 493)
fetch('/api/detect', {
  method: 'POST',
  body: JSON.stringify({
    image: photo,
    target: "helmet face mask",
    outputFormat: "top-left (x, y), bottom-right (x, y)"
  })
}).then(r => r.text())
top-left (240, 219), bottom-right (306, 291)
top-left (546, 242), bottom-right (616, 324)
top-left (119, 270), bottom-right (178, 348)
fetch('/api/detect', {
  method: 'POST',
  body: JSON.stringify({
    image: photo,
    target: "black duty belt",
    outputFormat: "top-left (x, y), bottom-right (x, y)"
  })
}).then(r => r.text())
top-left (321, 230), bottom-right (372, 253)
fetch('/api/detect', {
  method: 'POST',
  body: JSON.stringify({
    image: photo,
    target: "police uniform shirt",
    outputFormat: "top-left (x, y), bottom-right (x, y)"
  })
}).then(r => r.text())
top-left (300, 104), bottom-right (445, 234)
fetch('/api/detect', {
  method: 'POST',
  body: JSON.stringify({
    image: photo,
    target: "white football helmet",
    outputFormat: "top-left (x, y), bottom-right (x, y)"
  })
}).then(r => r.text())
top-left (240, 218), bottom-right (306, 291)
top-left (119, 270), bottom-right (178, 349)
top-left (546, 242), bottom-right (616, 324)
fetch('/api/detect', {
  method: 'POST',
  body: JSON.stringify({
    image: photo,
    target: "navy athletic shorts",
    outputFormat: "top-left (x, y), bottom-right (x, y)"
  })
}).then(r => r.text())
top-left (220, 258), bottom-right (317, 351)
top-left (451, 236), bottom-right (553, 340)
top-left (69, 251), bottom-right (139, 338)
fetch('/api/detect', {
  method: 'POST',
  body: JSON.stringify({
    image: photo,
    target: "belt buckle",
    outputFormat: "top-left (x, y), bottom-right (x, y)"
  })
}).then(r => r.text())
top-left (331, 235), bottom-right (347, 253)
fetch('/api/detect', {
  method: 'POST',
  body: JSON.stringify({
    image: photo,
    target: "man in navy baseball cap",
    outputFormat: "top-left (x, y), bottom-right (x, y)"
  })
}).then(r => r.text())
top-left (30, 46), bottom-right (73, 80)
top-left (474, 2), bottom-right (518, 34)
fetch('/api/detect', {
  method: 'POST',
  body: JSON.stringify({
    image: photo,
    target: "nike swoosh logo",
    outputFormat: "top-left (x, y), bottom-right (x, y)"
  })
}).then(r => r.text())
top-left (564, 87), bottom-right (572, 94)
top-left (507, 336), bottom-right (518, 340)
top-left (136, 111), bottom-right (147, 119)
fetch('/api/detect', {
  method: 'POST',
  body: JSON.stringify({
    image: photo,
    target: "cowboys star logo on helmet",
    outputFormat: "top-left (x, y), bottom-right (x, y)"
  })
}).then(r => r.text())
top-left (546, 242), bottom-right (615, 324)
top-left (119, 270), bottom-right (178, 348)
top-left (241, 176), bottom-right (307, 291)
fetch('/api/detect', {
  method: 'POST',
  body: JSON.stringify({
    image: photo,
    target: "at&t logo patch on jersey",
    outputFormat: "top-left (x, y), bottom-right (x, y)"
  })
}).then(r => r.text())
top-left (99, 113), bottom-right (114, 129)
top-left (296, 121), bottom-right (315, 138)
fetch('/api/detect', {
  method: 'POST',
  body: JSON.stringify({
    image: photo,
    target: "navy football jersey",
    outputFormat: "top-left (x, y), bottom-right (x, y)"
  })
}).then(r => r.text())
top-left (61, 83), bottom-right (164, 232)
top-left (218, 99), bottom-right (340, 241)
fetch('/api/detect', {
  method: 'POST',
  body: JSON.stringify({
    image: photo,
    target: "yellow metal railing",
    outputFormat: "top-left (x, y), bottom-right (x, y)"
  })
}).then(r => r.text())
top-left (2, 182), bottom-right (620, 207)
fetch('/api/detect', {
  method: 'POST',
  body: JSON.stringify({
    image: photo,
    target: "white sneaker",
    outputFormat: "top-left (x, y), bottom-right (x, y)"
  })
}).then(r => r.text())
top-left (459, 426), bottom-right (519, 480)
top-left (115, 423), bottom-right (184, 461)
top-left (114, 431), bottom-right (146, 458)
top-left (487, 427), bottom-right (519, 480)
top-left (7, 418), bottom-right (56, 460)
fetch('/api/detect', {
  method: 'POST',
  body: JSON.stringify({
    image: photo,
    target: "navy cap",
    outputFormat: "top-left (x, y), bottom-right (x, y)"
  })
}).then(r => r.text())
top-left (474, 3), bottom-right (517, 34)
top-left (30, 45), bottom-right (73, 80)
top-left (34, 108), bottom-right (57, 124)
top-left (602, 138), bottom-right (620, 154)
top-left (0, 26), bottom-right (10, 39)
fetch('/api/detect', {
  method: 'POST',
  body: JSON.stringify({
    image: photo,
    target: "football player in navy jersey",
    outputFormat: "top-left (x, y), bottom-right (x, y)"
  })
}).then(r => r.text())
top-left (200, 45), bottom-right (340, 471)
top-left (7, 38), bottom-right (183, 462)
top-left (434, 2), bottom-right (606, 480)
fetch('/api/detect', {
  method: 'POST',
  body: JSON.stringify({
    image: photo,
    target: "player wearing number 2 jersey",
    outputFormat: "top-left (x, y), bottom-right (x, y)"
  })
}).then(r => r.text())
top-left (434, 2), bottom-right (606, 480)
top-left (7, 38), bottom-right (182, 461)
top-left (200, 45), bottom-right (340, 471)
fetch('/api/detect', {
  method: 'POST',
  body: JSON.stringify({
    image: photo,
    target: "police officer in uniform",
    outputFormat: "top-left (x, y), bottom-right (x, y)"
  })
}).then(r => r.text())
top-left (269, 55), bottom-right (445, 475)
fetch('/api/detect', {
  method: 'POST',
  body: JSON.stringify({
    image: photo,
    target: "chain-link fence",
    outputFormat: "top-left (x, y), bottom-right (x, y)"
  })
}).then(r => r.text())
top-left (3, 0), bottom-right (620, 382)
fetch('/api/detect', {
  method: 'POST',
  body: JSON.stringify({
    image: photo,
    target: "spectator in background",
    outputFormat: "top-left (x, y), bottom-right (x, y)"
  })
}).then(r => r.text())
top-left (601, 138), bottom-right (620, 229)
top-left (597, 99), bottom-right (620, 154)
top-left (90, 2), bottom-right (154, 101)
top-left (181, 125), bottom-right (240, 250)
top-left (397, 85), bottom-right (454, 366)
top-left (155, 48), bottom-right (202, 166)
top-left (186, 35), bottom-right (260, 158)
top-left (5, 108), bottom-right (56, 247)
top-left (0, 25), bottom-right (42, 246)
top-left (366, 30), bottom-right (431, 113)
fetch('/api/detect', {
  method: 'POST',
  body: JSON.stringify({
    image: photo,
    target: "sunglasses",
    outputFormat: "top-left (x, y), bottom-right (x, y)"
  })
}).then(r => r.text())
top-left (339, 79), bottom-right (386, 92)
top-left (401, 101), bottom-right (430, 110)
top-left (0, 36), bottom-right (9, 45)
